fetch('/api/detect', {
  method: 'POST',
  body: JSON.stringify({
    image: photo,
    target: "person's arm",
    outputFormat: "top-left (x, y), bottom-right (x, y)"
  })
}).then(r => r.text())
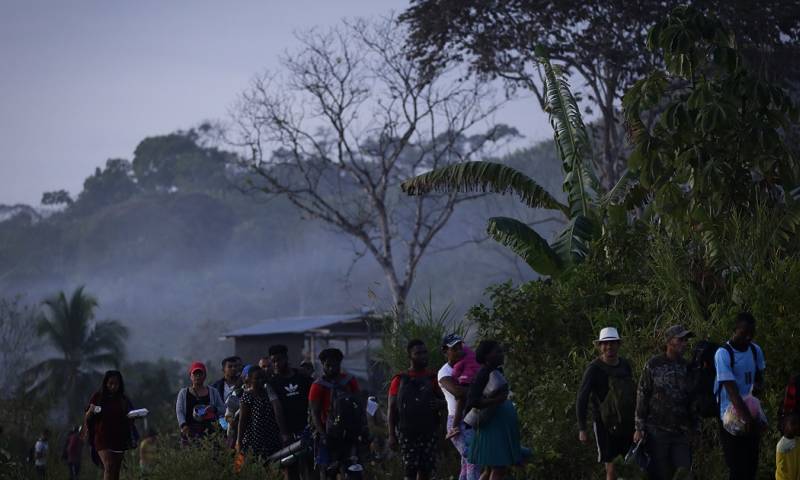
top-left (308, 384), bottom-right (325, 438)
top-left (464, 367), bottom-right (497, 411)
top-left (387, 376), bottom-right (400, 449)
top-left (634, 362), bottom-right (652, 442)
top-left (268, 385), bottom-right (291, 444)
top-left (715, 348), bottom-right (755, 430)
top-left (576, 364), bottom-right (595, 442)
top-left (176, 388), bottom-right (189, 436)
top-left (439, 376), bottom-right (467, 400)
top-left (236, 399), bottom-right (251, 451)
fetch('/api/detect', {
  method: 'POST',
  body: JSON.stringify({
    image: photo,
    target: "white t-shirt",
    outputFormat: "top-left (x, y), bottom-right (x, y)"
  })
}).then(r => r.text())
top-left (224, 382), bottom-right (235, 402)
top-left (34, 439), bottom-right (48, 467)
top-left (437, 363), bottom-right (458, 416)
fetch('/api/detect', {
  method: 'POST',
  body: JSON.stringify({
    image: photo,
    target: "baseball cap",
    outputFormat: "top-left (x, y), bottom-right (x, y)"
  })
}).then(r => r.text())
top-left (188, 361), bottom-right (206, 376)
top-left (594, 327), bottom-right (621, 344)
top-left (442, 333), bottom-right (464, 348)
top-left (664, 325), bottom-right (694, 342)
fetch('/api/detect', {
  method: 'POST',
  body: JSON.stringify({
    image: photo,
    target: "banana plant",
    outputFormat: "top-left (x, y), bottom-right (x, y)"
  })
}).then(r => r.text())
top-left (402, 51), bottom-right (605, 277)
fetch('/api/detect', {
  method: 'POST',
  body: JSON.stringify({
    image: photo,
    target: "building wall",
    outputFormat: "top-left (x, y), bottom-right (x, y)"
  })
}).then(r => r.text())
top-left (234, 333), bottom-right (305, 366)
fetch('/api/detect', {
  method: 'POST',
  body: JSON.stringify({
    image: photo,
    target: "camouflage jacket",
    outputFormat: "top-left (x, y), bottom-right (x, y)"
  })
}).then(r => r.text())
top-left (635, 354), bottom-right (696, 433)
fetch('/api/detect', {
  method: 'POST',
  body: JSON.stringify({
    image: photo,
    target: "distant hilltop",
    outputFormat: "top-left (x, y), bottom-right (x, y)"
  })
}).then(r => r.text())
top-left (0, 203), bottom-right (62, 224)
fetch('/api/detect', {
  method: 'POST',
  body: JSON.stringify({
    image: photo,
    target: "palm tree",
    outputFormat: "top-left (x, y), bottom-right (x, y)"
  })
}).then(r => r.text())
top-left (33, 286), bottom-right (129, 419)
top-left (402, 51), bottom-right (624, 276)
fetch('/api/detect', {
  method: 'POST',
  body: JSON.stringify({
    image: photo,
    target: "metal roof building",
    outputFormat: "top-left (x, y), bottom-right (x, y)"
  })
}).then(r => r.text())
top-left (222, 311), bottom-right (382, 390)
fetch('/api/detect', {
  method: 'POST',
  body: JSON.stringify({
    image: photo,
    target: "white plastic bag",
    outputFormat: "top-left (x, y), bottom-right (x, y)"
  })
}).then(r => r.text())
top-left (722, 394), bottom-right (767, 435)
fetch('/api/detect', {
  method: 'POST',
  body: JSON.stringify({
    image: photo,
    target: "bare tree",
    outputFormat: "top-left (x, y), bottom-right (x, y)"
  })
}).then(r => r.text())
top-left (231, 17), bottom-right (514, 317)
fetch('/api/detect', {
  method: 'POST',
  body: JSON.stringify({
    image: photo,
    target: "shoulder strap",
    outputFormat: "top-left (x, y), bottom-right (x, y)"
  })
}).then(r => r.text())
top-left (338, 374), bottom-right (354, 388)
top-left (749, 344), bottom-right (758, 369)
top-left (314, 378), bottom-right (335, 389)
top-left (722, 343), bottom-right (735, 371)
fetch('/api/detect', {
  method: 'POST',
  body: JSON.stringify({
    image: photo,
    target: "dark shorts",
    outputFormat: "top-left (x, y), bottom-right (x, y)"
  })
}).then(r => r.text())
top-left (593, 422), bottom-right (632, 463)
top-left (398, 431), bottom-right (437, 476)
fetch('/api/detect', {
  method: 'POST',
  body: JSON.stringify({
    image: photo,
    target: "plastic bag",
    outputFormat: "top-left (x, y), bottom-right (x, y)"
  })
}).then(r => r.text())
top-left (722, 394), bottom-right (767, 435)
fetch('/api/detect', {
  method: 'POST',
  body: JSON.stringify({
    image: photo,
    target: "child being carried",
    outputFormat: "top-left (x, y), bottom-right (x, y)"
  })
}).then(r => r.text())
top-left (447, 345), bottom-right (481, 439)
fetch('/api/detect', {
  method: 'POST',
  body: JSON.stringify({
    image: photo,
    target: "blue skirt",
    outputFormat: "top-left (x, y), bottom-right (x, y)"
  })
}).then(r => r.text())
top-left (467, 400), bottom-right (531, 466)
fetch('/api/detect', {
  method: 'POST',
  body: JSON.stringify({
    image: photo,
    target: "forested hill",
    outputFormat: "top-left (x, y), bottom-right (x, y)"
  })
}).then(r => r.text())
top-left (0, 130), bottom-right (563, 361)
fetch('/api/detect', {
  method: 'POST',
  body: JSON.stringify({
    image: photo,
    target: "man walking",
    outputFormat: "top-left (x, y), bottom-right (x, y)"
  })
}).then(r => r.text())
top-left (576, 327), bottom-right (635, 480)
top-left (388, 339), bottom-right (444, 480)
top-left (62, 426), bottom-right (82, 480)
top-left (34, 429), bottom-right (49, 479)
top-left (269, 344), bottom-right (313, 480)
top-left (211, 356), bottom-right (242, 403)
top-left (715, 312), bottom-right (766, 480)
top-left (438, 333), bottom-right (480, 480)
top-left (309, 348), bottom-right (367, 479)
top-left (634, 325), bottom-right (696, 480)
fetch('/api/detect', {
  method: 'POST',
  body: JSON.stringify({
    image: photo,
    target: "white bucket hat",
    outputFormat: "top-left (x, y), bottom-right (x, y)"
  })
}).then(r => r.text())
top-left (594, 327), bottom-right (621, 344)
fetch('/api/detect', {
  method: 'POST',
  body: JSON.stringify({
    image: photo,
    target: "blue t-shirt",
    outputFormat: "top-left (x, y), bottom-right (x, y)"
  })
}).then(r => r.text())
top-left (714, 342), bottom-right (765, 419)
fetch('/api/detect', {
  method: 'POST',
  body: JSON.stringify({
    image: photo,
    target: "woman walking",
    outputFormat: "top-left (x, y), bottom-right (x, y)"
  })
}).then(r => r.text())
top-left (176, 361), bottom-right (225, 444)
top-left (84, 370), bottom-right (136, 480)
top-left (466, 340), bottom-right (528, 480)
top-left (236, 366), bottom-right (283, 465)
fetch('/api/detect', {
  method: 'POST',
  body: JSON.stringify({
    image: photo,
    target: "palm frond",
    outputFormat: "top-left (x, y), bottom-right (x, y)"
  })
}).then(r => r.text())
top-left (550, 215), bottom-right (597, 266)
top-left (486, 217), bottom-right (562, 276)
top-left (83, 320), bottom-right (129, 361)
top-left (402, 161), bottom-right (568, 214)
top-left (773, 203), bottom-right (800, 249)
top-left (538, 55), bottom-right (599, 216)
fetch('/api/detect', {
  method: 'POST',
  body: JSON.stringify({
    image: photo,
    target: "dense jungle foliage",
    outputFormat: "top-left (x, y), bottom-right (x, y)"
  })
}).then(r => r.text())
top-left (459, 8), bottom-right (800, 479)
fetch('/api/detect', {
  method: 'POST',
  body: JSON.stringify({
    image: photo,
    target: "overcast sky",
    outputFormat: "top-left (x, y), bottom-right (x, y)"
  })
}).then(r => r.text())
top-left (0, 0), bottom-right (549, 205)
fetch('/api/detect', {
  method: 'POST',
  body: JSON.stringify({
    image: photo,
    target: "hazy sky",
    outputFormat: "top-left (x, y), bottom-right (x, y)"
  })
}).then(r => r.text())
top-left (0, 1), bottom-right (549, 205)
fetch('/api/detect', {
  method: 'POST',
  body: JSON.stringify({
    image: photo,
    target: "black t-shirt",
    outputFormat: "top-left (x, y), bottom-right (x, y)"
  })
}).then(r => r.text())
top-left (185, 390), bottom-right (211, 428)
top-left (268, 369), bottom-right (312, 434)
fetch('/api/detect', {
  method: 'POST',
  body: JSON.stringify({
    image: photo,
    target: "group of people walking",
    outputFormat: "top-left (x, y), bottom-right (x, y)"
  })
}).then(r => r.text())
top-left (26, 311), bottom-right (800, 479)
top-left (577, 312), bottom-right (800, 480)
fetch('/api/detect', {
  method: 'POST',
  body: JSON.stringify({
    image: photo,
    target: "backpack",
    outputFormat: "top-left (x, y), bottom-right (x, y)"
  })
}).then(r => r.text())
top-left (597, 360), bottom-right (636, 436)
top-left (689, 340), bottom-right (758, 418)
top-left (778, 373), bottom-right (800, 433)
top-left (396, 373), bottom-right (439, 435)
top-left (315, 375), bottom-right (363, 441)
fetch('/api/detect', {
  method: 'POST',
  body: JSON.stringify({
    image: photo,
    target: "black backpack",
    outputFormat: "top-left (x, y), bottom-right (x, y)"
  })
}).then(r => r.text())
top-left (397, 373), bottom-right (439, 435)
top-left (689, 340), bottom-right (758, 418)
top-left (315, 375), bottom-right (363, 441)
top-left (596, 359), bottom-right (636, 437)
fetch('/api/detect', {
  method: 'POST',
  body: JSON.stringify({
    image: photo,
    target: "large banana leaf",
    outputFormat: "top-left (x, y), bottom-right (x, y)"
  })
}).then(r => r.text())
top-left (487, 217), bottom-right (562, 276)
top-left (550, 215), bottom-right (597, 266)
top-left (402, 161), bottom-right (569, 214)
top-left (538, 55), bottom-right (600, 217)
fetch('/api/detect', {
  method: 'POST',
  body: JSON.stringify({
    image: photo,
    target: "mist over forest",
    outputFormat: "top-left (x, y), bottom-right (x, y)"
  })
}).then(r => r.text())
top-left (0, 130), bottom-right (562, 362)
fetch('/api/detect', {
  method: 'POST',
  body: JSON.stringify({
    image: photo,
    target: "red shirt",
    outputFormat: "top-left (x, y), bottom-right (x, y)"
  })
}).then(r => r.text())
top-left (87, 392), bottom-right (131, 452)
top-left (308, 373), bottom-right (360, 425)
top-left (388, 369), bottom-right (440, 397)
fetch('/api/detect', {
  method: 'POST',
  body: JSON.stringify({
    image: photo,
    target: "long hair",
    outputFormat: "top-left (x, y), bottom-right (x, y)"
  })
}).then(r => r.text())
top-left (475, 340), bottom-right (500, 365)
top-left (100, 370), bottom-right (125, 398)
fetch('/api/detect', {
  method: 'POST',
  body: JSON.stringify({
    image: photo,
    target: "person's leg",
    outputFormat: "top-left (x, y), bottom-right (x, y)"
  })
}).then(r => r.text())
top-left (670, 432), bottom-right (692, 480)
top-left (646, 428), bottom-right (673, 480)
top-left (720, 425), bottom-right (760, 480)
top-left (98, 450), bottom-right (124, 480)
top-left (448, 416), bottom-right (469, 480)
top-left (490, 466), bottom-right (509, 480)
top-left (742, 433), bottom-right (760, 480)
top-left (604, 462), bottom-right (617, 480)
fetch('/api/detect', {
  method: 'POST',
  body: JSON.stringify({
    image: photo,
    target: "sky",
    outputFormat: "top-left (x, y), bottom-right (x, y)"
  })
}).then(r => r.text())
top-left (0, 0), bottom-right (550, 206)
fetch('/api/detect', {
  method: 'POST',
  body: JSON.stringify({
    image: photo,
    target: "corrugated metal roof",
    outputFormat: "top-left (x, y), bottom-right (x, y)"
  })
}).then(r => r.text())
top-left (222, 313), bottom-right (369, 338)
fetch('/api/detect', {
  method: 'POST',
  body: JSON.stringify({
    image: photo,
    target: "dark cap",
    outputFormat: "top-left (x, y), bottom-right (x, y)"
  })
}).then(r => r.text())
top-left (441, 333), bottom-right (464, 348)
top-left (664, 325), bottom-right (694, 342)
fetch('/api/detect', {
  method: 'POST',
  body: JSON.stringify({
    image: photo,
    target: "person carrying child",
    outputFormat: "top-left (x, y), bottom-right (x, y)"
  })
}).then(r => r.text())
top-left (446, 340), bottom-right (481, 440)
